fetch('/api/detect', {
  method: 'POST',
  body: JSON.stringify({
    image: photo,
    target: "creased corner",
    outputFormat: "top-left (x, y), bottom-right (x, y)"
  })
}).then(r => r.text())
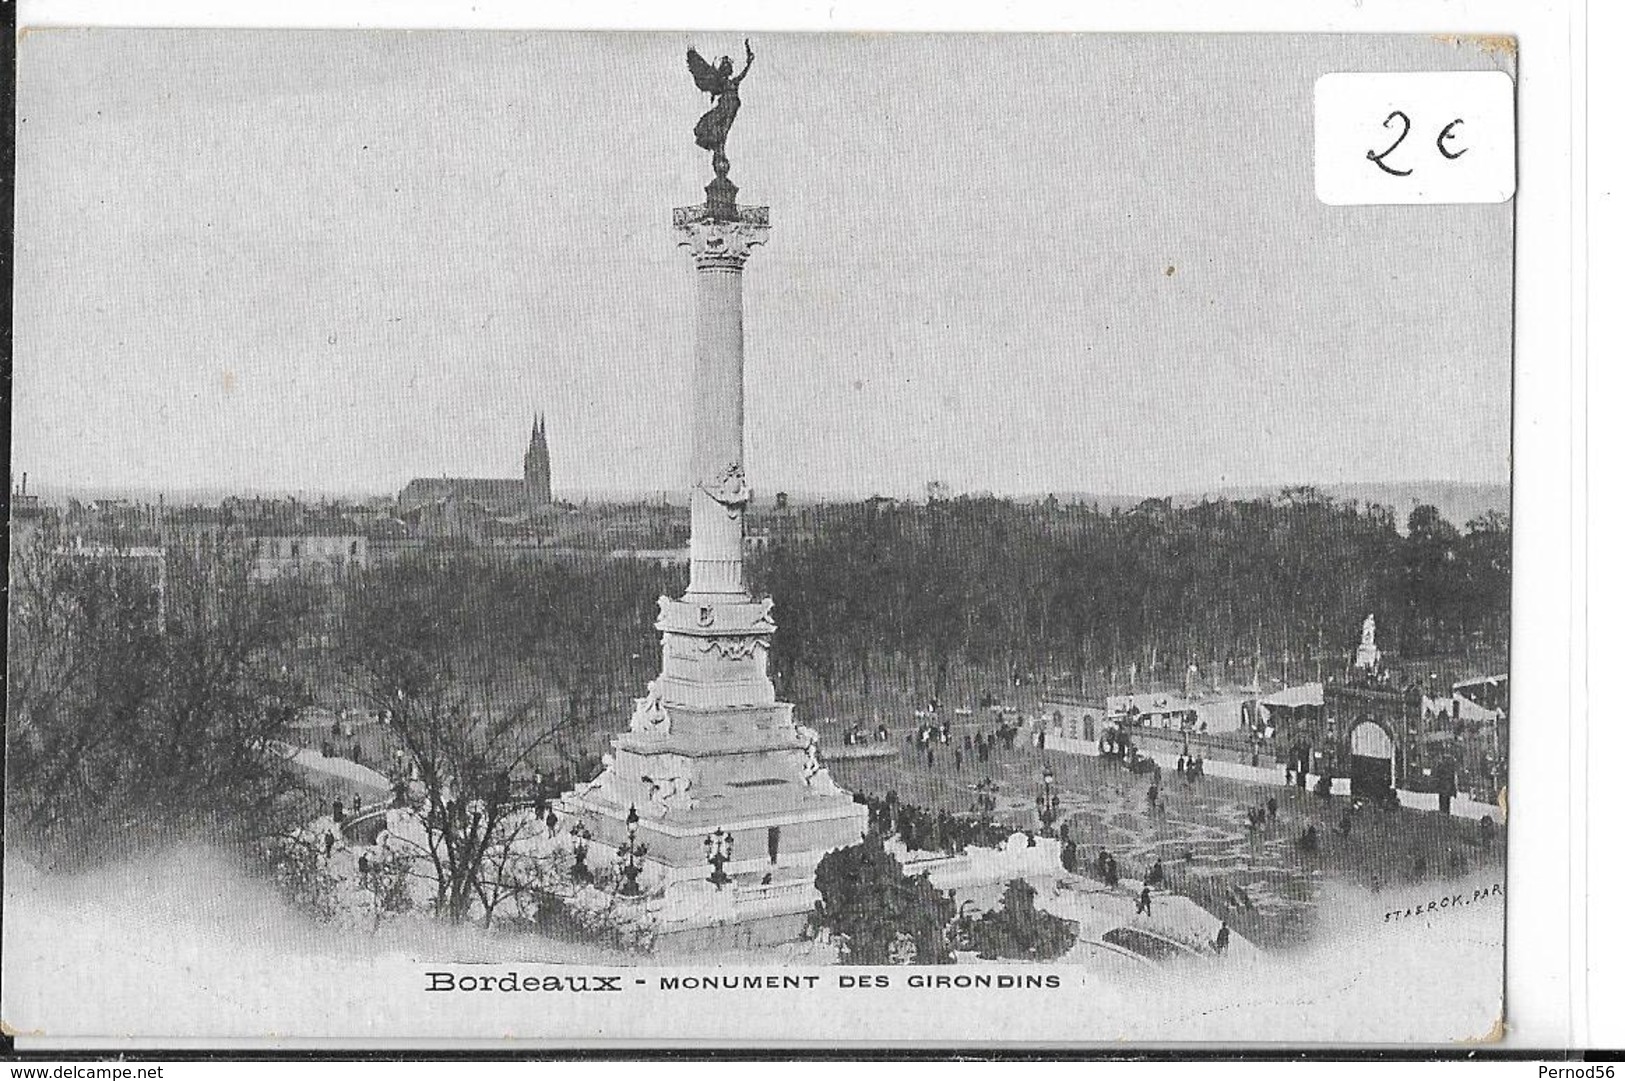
top-left (1, 1017), bottom-right (47, 1038)
top-left (1432, 33), bottom-right (1519, 59)
top-left (1458, 1010), bottom-right (1507, 1045)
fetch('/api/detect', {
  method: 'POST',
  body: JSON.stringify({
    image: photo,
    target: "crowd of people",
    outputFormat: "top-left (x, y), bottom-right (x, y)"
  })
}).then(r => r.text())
top-left (1099, 727), bottom-right (1210, 784)
top-left (852, 789), bottom-right (1034, 855)
top-left (842, 721), bottom-right (890, 746)
top-left (906, 714), bottom-right (1028, 771)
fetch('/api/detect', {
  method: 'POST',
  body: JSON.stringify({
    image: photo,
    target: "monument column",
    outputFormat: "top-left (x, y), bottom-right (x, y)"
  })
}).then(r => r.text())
top-left (554, 44), bottom-right (866, 908)
top-left (674, 206), bottom-right (769, 599)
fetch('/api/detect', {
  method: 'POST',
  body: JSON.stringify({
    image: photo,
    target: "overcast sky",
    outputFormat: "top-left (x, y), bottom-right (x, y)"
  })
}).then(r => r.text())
top-left (12, 31), bottom-right (1513, 498)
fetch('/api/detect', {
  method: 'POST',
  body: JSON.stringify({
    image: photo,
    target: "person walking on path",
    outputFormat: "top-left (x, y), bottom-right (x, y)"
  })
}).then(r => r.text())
top-left (1136, 887), bottom-right (1153, 916)
top-left (1214, 922), bottom-right (1231, 955)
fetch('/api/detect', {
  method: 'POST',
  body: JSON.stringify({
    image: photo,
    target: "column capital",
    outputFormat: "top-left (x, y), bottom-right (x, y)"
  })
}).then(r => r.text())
top-left (674, 206), bottom-right (770, 270)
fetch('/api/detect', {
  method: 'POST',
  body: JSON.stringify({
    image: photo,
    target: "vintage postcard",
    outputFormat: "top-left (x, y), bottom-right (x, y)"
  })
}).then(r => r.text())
top-left (4, 28), bottom-right (1516, 1048)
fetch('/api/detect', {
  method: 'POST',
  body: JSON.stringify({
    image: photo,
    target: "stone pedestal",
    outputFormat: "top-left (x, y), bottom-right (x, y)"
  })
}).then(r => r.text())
top-left (1355, 614), bottom-right (1382, 671)
top-left (557, 202), bottom-right (867, 885)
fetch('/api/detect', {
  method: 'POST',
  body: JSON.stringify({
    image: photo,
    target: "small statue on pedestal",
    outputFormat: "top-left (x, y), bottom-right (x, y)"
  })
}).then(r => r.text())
top-left (1355, 613), bottom-right (1383, 672)
top-left (799, 730), bottom-right (840, 795)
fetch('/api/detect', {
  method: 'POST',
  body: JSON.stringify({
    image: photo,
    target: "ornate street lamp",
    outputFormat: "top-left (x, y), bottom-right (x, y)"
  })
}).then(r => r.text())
top-left (617, 841), bottom-right (649, 896)
top-left (1036, 767), bottom-right (1061, 835)
top-left (569, 821), bottom-right (593, 881)
top-left (704, 827), bottom-right (735, 888)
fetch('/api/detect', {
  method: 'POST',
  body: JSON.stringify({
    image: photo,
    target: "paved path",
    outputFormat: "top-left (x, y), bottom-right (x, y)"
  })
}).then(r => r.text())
top-left (1047, 736), bottom-right (1501, 822)
top-left (270, 740), bottom-right (392, 794)
top-left (833, 735), bottom-right (1505, 950)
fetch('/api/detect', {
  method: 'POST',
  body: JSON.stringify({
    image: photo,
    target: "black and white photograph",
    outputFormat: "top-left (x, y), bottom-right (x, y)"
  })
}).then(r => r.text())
top-left (2, 18), bottom-right (1552, 1052)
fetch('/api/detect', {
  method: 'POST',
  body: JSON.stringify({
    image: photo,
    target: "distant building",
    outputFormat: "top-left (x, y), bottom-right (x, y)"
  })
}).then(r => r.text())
top-left (1041, 693), bottom-right (1109, 744)
top-left (9, 472), bottom-right (48, 548)
top-left (244, 520), bottom-right (368, 583)
top-left (1104, 693), bottom-right (1201, 733)
top-left (399, 414), bottom-right (553, 517)
top-left (609, 547), bottom-right (688, 569)
top-left (1258, 683), bottom-right (1325, 748)
top-left (400, 491), bottom-right (491, 542)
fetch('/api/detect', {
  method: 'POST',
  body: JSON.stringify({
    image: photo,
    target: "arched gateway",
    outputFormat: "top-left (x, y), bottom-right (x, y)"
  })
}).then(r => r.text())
top-left (1349, 719), bottom-right (1396, 800)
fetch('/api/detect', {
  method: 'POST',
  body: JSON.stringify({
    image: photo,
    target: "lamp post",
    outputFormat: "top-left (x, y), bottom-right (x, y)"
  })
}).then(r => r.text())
top-left (617, 841), bottom-right (649, 896)
top-left (569, 822), bottom-right (592, 881)
top-left (1037, 768), bottom-right (1060, 836)
top-left (704, 827), bottom-right (735, 888)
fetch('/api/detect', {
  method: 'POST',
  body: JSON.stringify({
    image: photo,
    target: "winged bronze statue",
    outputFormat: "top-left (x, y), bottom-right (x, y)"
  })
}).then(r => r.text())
top-left (686, 40), bottom-right (754, 179)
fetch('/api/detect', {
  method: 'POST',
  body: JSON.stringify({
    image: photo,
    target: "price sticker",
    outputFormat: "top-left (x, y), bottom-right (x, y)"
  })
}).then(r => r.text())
top-left (1315, 71), bottom-right (1515, 205)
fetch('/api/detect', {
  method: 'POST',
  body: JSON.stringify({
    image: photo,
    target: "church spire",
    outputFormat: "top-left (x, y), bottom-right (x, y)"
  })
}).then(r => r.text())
top-left (524, 409), bottom-right (552, 503)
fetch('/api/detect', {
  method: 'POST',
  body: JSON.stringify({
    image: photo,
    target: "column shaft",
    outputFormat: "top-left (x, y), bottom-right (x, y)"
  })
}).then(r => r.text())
top-left (673, 209), bottom-right (768, 599)
top-left (687, 264), bottom-right (747, 597)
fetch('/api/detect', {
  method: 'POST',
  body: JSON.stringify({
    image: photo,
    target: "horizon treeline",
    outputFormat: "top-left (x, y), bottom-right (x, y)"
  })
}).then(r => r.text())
top-left (756, 488), bottom-right (1510, 700)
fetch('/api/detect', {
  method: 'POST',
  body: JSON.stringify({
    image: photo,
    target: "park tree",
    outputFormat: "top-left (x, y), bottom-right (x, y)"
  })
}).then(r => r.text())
top-left (1460, 510), bottom-right (1512, 652)
top-left (1402, 503), bottom-right (1465, 648)
top-left (333, 554), bottom-right (679, 923)
top-left (964, 879), bottom-right (1078, 960)
top-left (5, 538), bottom-right (314, 870)
top-left (337, 559), bottom-right (565, 922)
top-left (812, 830), bottom-right (956, 964)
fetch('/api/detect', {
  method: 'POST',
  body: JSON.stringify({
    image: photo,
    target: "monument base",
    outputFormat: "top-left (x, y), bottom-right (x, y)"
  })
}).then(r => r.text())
top-left (555, 589), bottom-right (869, 886)
top-left (556, 834), bottom-right (1080, 954)
top-left (559, 782), bottom-right (868, 884)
